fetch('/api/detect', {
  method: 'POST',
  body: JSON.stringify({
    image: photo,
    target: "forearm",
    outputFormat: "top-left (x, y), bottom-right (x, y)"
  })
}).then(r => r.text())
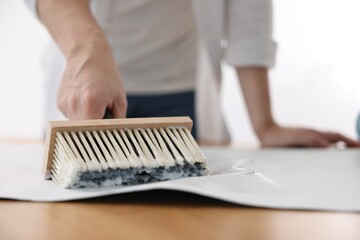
top-left (38, 0), bottom-right (112, 61)
top-left (37, 0), bottom-right (126, 119)
top-left (236, 67), bottom-right (275, 138)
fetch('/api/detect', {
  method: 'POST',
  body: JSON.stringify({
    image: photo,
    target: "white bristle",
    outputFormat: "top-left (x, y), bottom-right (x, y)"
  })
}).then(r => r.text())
top-left (152, 128), bottom-right (176, 166)
top-left (78, 131), bottom-right (102, 170)
top-left (70, 131), bottom-right (92, 166)
top-left (51, 126), bottom-right (208, 188)
top-left (105, 130), bottom-right (131, 168)
top-left (166, 128), bottom-right (196, 164)
top-left (180, 128), bottom-right (206, 163)
top-left (140, 129), bottom-right (166, 166)
top-left (85, 130), bottom-right (108, 170)
top-left (118, 129), bottom-right (143, 167)
top-left (159, 128), bottom-right (184, 165)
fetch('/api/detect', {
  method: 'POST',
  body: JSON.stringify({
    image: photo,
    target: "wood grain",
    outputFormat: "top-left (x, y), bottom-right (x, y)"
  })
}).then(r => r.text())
top-left (0, 191), bottom-right (359, 240)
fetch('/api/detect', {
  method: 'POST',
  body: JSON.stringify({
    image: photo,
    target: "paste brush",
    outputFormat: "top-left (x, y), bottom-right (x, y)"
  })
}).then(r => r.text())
top-left (43, 116), bottom-right (209, 188)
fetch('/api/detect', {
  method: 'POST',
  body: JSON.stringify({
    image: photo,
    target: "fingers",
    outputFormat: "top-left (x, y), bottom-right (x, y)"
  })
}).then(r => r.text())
top-left (260, 127), bottom-right (330, 148)
top-left (80, 93), bottom-right (127, 119)
top-left (295, 130), bottom-right (330, 148)
top-left (259, 125), bottom-right (360, 148)
top-left (57, 52), bottom-right (127, 120)
top-left (322, 132), bottom-right (360, 148)
top-left (80, 90), bottom-right (108, 119)
top-left (58, 90), bottom-right (127, 120)
top-left (110, 95), bottom-right (127, 118)
top-left (292, 130), bottom-right (360, 148)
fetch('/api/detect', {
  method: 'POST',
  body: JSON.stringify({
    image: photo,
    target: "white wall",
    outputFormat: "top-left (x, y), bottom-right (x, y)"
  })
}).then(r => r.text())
top-left (222, 0), bottom-right (360, 144)
top-left (0, 0), bottom-right (49, 139)
top-left (0, 0), bottom-right (359, 143)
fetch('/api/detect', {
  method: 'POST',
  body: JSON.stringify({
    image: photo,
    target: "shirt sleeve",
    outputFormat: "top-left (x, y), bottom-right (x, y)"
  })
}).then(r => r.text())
top-left (224, 0), bottom-right (277, 68)
top-left (23, 0), bottom-right (39, 18)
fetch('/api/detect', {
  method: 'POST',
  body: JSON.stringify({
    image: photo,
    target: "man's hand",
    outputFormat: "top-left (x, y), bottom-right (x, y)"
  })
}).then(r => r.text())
top-left (236, 67), bottom-right (360, 148)
top-left (257, 122), bottom-right (360, 148)
top-left (57, 46), bottom-right (127, 120)
top-left (38, 0), bottom-right (127, 119)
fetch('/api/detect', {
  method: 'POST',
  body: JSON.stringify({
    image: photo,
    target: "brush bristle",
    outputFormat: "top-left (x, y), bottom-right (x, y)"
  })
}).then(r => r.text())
top-left (50, 127), bottom-right (208, 188)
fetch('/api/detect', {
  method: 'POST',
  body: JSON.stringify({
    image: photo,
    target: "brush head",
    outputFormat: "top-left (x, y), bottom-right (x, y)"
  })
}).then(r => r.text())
top-left (44, 117), bottom-right (209, 188)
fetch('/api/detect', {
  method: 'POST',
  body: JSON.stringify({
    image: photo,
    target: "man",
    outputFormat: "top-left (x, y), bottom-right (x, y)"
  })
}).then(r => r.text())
top-left (24, 0), bottom-right (360, 147)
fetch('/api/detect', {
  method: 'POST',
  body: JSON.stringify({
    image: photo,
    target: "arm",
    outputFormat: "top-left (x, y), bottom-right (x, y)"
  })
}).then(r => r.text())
top-left (237, 67), bottom-right (360, 147)
top-left (225, 0), bottom-right (360, 147)
top-left (38, 0), bottom-right (127, 119)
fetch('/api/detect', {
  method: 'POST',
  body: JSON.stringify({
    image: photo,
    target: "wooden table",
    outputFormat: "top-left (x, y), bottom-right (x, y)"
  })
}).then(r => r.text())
top-left (1, 190), bottom-right (359, 240)
top-left (0, 139), bottom-right (359, 239)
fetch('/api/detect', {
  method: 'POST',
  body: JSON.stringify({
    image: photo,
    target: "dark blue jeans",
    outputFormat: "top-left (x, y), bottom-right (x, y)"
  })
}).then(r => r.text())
top-left (126, 91), bottom-right (197, 138)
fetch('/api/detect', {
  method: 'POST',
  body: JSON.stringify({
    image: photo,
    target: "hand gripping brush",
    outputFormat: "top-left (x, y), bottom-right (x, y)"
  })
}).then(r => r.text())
top-left (43, 116), bottom-right (209, 188)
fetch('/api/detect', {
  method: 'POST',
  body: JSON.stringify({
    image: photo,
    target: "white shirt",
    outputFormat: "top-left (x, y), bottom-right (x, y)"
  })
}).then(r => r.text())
top-left (24, 0), bottom-right (277, 143)
top-left (95, 0), bottom-right (197, 94)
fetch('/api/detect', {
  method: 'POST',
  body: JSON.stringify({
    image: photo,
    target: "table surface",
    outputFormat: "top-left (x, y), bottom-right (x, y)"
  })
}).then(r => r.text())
top-left (1, 190), bottom-right (359, 240)
top-left (1, 140), bottom-right (359, 240)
